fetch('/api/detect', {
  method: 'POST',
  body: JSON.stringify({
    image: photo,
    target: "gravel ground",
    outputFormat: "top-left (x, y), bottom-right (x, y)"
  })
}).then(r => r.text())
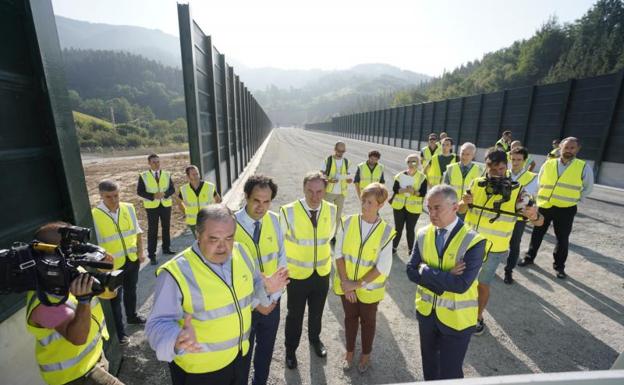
top-left (113, 128), bottom-right (624, 384)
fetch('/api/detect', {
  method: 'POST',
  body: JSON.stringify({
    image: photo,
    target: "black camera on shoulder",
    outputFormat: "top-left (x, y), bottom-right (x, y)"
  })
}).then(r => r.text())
top-left (0, 226), bottom-right (123, 306)
top-left (470, 175), bottom-right (531, 223)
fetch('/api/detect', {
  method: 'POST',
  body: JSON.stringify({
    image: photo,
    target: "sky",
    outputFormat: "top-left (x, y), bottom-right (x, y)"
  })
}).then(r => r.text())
top-left (51, 0), bottom-right (598, 76)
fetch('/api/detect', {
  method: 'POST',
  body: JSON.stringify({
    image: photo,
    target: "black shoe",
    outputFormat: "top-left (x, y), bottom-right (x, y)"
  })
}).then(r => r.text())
top-left (504, 271), bottom-right (514, 285)
top-left (556, 270), bottom-right (567, 279)
top-left (517, 257), bottom-right (534, 267)
top-left (162, 249), bottom-right (176, 255)
top-left (474, 319), bottom-right (486, 336)
top-left (311, 341), bottom-right (327, 358)
top-left (127, 315), bottom-right (146, 324)
top-left (119, 335), bottom-right (130, 345)
top-left (286, 351), bottom-right (298, 369)
top-left (150, 258), bottom-right (158, 265)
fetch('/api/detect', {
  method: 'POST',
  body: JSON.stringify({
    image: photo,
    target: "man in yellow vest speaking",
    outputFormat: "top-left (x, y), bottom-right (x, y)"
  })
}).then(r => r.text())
top-left (146, 204), bottom-right (289, 385)
top-left (354, 150), bottom-right (385, 197)
top-left (280, 172), bottom-right (337, 369)
top-left (518, 137), bottom-right (594, 279)
top-left (406, 185), bottom-right (485, 380)
top-left (92, 180), bottom-right (145, 345)
top-left (176, 165), bottom-right (221, 237)
top-left (320, 142), bottom-right (352, 241)
top-left (234, 174), bottom-right (286, 385)
top-left (137, 153), bottom-right (176, 265)
top-left (26, 222), bottom-right (124, 385)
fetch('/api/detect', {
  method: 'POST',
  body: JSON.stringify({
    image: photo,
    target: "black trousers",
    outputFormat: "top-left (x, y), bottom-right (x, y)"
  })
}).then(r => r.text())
top-left (526, 205), bottom-right (577, 271)
top-left (146, 205), bottom-right (171, 259)
top-left (505, 220), bottom-right (526, 273)
top-left (243, 302), bottom-right (281, 385)
top-left (392, 208), bottom-right (420, 253)
top-left (110, 259), bottom-right (140, 338)
top-left (284, 271), bottom-right (329, 353)
top-left (169, 353), bottom-right (246, 385)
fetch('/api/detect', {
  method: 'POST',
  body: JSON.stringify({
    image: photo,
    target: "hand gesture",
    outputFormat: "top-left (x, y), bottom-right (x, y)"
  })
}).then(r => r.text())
top-left (341, 279), bottom-right (358, 293)
top-left (175, 314), bottom-right (202, 353)
top-left (345, 291), bottom-right (357, 303)
top-left (263, 266), bottom-right (289, 294)
top-left (70, 273), bottom-right (94, 297)
top-left (522, 205), bottom-right (538, 221)
top-left (462, 192), bottom-right (473, 205)
top-left (255, 302), bottom-right (277, 316)
top-left (154, 192), bottom-right (165, 200)
top-left (450, 261), bottom-right (466, 276)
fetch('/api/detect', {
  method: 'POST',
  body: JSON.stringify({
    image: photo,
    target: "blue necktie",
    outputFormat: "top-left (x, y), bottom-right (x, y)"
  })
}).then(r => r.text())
top-left (435, 228), bottom-right (447, 255)
top-left (253, 221), bottom-right (261, 243)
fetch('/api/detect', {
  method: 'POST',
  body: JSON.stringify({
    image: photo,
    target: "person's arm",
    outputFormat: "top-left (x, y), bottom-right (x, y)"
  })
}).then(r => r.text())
top-left (392, 179), bottom-right (400, 194)
top-left (55, 274), bottom-right (94, 345)
top-left (418, 178), bottom-right (427, 197)
top-left (176, 191), bottom-right (185, 213)
top-left (354, 168), bottom-right (362, 196)
top-left (405, 237), bottom-right (442, 294)
top-left (580, 163), bottom-right (594, 200)
top-left (443, 170), bottom-right (450, 185)
top-left (213, 191), bottom-right (222, 203)
top-left (528, 160), bottom-right (536, 172)
top-left (164, 175), bottom-right (176, 199)
top-left (137, 174), bottom-right (155, 200)
top-left (380, 171), bottom-right (385, 184)
top-left (268, 218), bottom-right (288, 303)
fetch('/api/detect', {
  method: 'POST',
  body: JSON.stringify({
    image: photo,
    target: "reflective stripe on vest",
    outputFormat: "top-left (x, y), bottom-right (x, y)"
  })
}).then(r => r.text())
top-left (333, 214), bottom-right (396, 303)
top-left (414, 224), bottom-right (483, 331)
top-left (140, 170), bottom-right (172, 208)
top-left (282, 200), bottom-right (336, 279)
top-left (446, 163), bottom-right (483, 201)
top-left (357, 162), bottom-right (384, 190)
top-left (181, 182), bottom-right (216, 225)
top-left (427, 154), bottom-right (458, 186)
top-left (537, 158), bottom-right (585, 208)
top-left (391, 171), bottom-right (426, 214)
top-left (325, 157), bottom-right (349, 196)
top-left (235, 211), bottom-right (281, 275)
top-left (157, 244), bottom-right (254, 374)
top-left (92, 203), bottom-right (139, 270)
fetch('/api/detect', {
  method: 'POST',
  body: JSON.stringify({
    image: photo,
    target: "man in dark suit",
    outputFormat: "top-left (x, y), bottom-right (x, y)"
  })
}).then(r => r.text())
top-left (406, 184), bottom-right (486, 381)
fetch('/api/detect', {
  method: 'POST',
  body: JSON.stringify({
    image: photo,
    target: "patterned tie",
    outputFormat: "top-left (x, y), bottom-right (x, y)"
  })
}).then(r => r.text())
top-left (309, 210), bottom-right (318, 228)
top-left (436, 228), bottom-right (447, 255)
top-left (154, 171), bottom-right (160, 182)
top-left (252, 221), bottom-right (261, 243)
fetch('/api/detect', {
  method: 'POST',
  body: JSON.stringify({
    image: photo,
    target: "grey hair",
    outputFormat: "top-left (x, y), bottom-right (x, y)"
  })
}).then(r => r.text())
top-left (460, 142), bottom-right (476, 153)
top-left (98, 179), bottom-right (120, 192)
top-left (405, 153), bottom-right (420, 164)
top-left (425, 184), bottom-right (458, 205)
top-left (196, 204), bottom-right (236, 235)
top-left (303, 171), bottom-right (328, 187)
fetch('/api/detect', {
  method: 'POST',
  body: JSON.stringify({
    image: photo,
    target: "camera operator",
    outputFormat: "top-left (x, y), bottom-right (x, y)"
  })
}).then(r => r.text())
top-left (26, 221), bottom-right (124, 385)
top-left (458, 149), bottom-right (543, 336)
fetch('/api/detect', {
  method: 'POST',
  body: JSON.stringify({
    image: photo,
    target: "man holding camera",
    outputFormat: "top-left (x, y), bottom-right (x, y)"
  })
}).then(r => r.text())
top-left (26, 222), bottom-right (124, 385)
top-left (459, 149), bottom-right (543, 335)
top-left (92, 180), bottom-right (145, 345)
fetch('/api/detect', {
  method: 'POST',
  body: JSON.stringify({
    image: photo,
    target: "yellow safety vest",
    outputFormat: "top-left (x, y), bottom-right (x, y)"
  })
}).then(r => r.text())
top-left (26, 292), bottom-right (108, 385)
top-left (465, 177), bottom-right (521, 252)
top-left (496, 139), bottom-right (510, 152)
top-left (333, 215), bottom-right (396, 303)
top-left (427, 154), bottom-right (458, 186)
top-left (516, 170), bottom-right (537, 189)
top-left (391, 171), bottom-right (426, 214)
top-left (324, 156), bottom-right (349, 196)
top-left (446, 163), bottom-right (483, 201)
top-left (91, 203), bottom-right (139, 270)
top-left (180, 182), bottom-right (216, 225)
top-left (157, 244), bottom-right (254, 374)
top-left (537, 158), bottom-right (585, 209)
top-left (415, 224), bottom-right (484, 331)
top-left (281, 200), bottom-right (336, 279)
top-left (547, 148), bottom-right (560, 159)
top-left (235, 211), bottom-right (281, 275)
top-left (357, 162), bottom-right (384, 190)
top-left (140, 170), bottom-right (173, 208)
top-left (421, 145), bottom-right (441, 167)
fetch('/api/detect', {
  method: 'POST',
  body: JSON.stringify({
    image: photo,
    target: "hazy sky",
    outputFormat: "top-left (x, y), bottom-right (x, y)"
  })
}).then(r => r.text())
top-left (52, 0), bottom-right (597, 76)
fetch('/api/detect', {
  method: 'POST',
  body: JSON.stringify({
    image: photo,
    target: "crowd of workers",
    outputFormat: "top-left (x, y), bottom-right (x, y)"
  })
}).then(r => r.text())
top-left (24, 129), bottom-right (593, 385)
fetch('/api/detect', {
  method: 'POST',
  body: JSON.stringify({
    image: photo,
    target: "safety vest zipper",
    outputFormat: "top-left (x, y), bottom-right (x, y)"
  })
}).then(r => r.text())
top-left (254, 243), bottom-right (264, 273)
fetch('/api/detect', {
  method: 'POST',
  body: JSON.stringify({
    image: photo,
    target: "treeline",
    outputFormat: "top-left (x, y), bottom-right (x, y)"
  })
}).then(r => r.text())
top-left (391, 0), bottom-right (624, 106)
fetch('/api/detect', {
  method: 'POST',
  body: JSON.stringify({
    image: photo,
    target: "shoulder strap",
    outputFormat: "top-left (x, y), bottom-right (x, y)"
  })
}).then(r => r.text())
top-left (325, 156), bottom-right (333, 176)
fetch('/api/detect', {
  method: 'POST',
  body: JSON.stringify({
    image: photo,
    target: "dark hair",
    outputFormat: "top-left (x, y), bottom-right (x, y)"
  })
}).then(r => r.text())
top-left (196, 204), bottom-right (235, 235)
top-left (244, 174), bottom-right (278, 200)
top-left (185, 165), bottom-right (199, 176)
top-left (510, 146), bottom-right (528, 160)
top-left (502, 130), bottom-right (512, 136)
top-left (485, 148), bottom-right (508, 165)
top-left (35, 221), bottom-right (72, 244)
top-left (368, 150), bottom-right (381, 158)
top-left (441, 137), bottom-right (454, 145)
top-left (98, 179), bottom-right (119, 192)
top-left (147, 153), bottom-right (159, 162)
top-left (428, 133), bottom-right (438, 139)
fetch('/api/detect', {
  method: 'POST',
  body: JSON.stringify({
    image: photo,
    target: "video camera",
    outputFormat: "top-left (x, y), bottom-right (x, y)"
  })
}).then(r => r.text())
top-left (0, 226), bottom-right (123, 306)
top-left (469, 175), bottom-right (533, 223)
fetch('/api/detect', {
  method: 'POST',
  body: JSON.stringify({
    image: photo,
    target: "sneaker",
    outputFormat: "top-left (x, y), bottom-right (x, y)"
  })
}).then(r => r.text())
top-left (517, 256), bottom-right (534, 267)
top-left (150, 258), bottom-right (158, 266)
top-left (503, 271), bottom-right (514, 285)
top-left (119, 335), bottom-right (130, 345)
top-left (474, 319), bottom-right (486, 336)
top-left (127, 315), bottom-right (146, 324)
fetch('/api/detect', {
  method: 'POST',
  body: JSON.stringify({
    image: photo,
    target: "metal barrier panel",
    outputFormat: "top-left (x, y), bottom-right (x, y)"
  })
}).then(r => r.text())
top-left (212, 49), bottom-right (229, 192)
top-left (478, 91), bottom-right (504, 148)
top-left (446, 97), bottom-right (463, 146)
top-left (227, 66), bottom-right (239, 177)
top-left (526, 82), bottom-right (569, 154)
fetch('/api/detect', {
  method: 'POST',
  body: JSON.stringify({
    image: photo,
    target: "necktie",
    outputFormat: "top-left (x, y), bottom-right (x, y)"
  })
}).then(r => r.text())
top-left (435, 228), bottom-right (447, 255)
top-left (309, 210), bottom-right (318, 228)
top-left (154, 171), bottom-right (160, 182)
top-left (252, 221), bottom-right (261, 243)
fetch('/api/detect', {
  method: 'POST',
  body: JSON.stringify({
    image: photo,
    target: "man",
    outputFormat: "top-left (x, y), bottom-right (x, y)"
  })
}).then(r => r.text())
top-left (137, 153), bottom-right (176, 265)
top-left (547, 139), bottom-right (561, 159)
top-left (443, 142), bottom-right (483, 202)
top-left (280, 172), bottom-right (337, 369)
top-left (459, 149), bottom-right (543, 335)
top-left (420, 133), bottom-right (441, 169)
top-left (92, 180), bottom-right (145, 345)
top-left (146, 205), bottom-right (289, 385)
top-left (26, 222), bottom-right (124, 385)
top-left (503, 147), bottom-right (538, 284)
top-left (437, 132), bottom-right (448, 149)
top-left (320, 142), bottom-right (352, 240)
top-left (406, 185), bottom-right (485, 381)
top-left (509, 140), bottom-right (536, 172)
top-left (426, 137), bottom-right (458, 187)
top-left (518, 137), bottom-right (593, 279)
top-left (354, 150), bottom-right (385, 197)
top-left (176, 165), bottom-right (221, 237)
top-left (234, 175), bottom-right (286, 385)
top-left (495, 130), bottom-right (512, 152)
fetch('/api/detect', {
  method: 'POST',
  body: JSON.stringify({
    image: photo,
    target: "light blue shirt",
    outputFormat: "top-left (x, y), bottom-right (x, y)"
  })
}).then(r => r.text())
top-left (145, 242), bottom-right (271, 363)
top-left (235, 206), bottom-right (287, 303)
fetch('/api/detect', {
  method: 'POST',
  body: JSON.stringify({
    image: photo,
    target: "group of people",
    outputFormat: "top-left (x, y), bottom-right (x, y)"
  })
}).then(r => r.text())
top-left (23, 130), bottom-right (593, 385)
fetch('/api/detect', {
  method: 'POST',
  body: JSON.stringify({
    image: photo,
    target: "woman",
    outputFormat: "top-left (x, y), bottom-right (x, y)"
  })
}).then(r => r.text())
top-left (390, 154), bottom-right (427, 255)
top-left (334, 183), bottom-right (396, 373)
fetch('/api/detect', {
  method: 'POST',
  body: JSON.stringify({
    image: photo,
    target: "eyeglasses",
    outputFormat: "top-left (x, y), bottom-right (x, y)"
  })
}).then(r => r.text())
top-left (429, 138), bottom-right (437, 142)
